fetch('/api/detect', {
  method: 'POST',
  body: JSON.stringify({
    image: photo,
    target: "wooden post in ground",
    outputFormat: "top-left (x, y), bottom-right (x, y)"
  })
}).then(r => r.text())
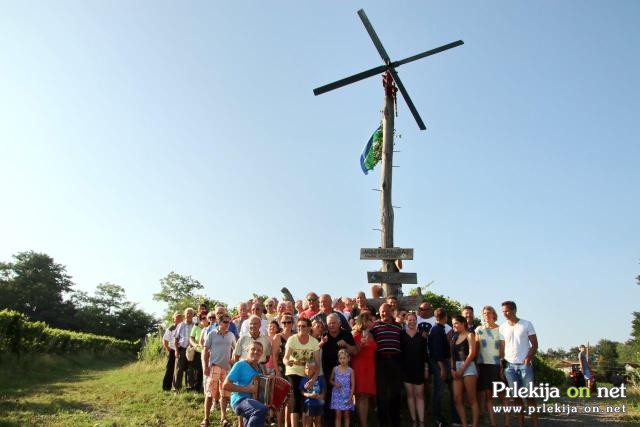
top-left (380, 72), bottom-right (401, 298)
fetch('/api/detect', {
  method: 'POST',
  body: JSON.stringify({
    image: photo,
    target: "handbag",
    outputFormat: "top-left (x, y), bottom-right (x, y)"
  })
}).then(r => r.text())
top-left (186, 345), bottom-right (196, 361)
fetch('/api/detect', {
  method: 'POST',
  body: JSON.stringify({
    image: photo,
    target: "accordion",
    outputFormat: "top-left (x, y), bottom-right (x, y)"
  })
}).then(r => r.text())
top-left (253, 375), bottom-right (291, 410)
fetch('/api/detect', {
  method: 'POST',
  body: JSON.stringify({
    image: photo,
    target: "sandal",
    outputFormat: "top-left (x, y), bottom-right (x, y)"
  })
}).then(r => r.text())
top-left (199, 420), bottom-right (209, 427)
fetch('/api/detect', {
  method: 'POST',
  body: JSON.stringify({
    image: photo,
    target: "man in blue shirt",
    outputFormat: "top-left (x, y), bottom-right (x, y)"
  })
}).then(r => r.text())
top-left (222, 341), bottom-right (267, 427)
top-left (428, 308), bottom-right (452, 426)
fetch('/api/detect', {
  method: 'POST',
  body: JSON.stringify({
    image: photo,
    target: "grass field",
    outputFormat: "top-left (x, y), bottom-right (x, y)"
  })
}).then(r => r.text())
top-left (0, 354), bottom-right (206, 426)
top-left (2, 352), bottom-right (639, 426)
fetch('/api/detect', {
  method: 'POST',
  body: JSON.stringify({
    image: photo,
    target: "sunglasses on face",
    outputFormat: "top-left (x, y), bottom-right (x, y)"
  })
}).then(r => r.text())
top-left (282, 321), bottom-right (292, 324)
top-left (221, 320), bottom-right (230, 324)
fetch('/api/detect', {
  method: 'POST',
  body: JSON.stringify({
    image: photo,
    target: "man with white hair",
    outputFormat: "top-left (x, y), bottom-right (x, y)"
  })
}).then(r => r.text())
top-left (321, 313), bottom-right (356, 424)
top-left (174, 307), bottom-right (195, 390)
top-left (265, 297), bottom-right (278, 321)
top-left (234, 315), bottom-right (271, 365)
top-left (233, 302), bottom-right (249, 334)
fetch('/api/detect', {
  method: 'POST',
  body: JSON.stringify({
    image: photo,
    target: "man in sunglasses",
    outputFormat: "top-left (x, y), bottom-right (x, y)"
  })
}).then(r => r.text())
top-left (300, 292), bottom-right (320, 319)
top-left (203, 313), bottom-right (237, 427)
top-left (416, 302), bottom-right (452, 337)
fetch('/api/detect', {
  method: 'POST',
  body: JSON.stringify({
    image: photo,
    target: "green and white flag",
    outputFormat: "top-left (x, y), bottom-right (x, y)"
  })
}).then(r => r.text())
top-left (360, 123), bottom-right (383, 175)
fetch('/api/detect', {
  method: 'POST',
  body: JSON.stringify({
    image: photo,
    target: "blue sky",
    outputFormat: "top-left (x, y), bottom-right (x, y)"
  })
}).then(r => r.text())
top-left (1, 1), bottom-right (638, 351)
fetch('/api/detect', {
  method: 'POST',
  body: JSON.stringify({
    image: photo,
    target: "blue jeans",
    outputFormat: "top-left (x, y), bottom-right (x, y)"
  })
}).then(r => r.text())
top-left (503, 361), bottom-right (534, 389)
top-left (430, 359), bottom-right (460, 424)
top-left (233, 397), bottom-right (267, 427)
top-left (431, 360), bottom-right (446, 424)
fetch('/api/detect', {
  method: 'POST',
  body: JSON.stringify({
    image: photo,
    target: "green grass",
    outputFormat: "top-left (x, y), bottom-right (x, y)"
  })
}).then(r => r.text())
top-left (592, 381), bottom-right (640, 423)
top-left (3, 352), bottom-right (639, 426)
top-left (0, 354), bottom-right (211, 426)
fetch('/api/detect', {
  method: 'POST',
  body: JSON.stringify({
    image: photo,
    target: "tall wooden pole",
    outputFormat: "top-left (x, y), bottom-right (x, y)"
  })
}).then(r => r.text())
top-left (380, 72), bottom-right (400, 297)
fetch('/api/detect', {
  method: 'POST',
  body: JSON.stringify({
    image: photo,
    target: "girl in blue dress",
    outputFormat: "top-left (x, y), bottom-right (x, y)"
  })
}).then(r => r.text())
top-left (330, 349), bottom-right (355, 427)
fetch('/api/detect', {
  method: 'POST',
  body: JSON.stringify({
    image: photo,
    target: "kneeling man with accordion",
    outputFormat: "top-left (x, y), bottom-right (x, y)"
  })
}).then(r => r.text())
top-left (223, 341), bottom-right (291, 427)
top-left (223, 341), bottom-right (268, 426)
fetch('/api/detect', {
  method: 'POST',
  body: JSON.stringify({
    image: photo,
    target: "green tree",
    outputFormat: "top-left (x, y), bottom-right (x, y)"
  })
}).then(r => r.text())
top-left (617, 312), bottom-right (640, 364)
top-left (111, 302), bottom-right (158, 340)
top-left (0, 251), bottom-right (76, 328)
top-left (631, 311), bottom-right (640, 342)
top-left (596, 339), bottom-right (620, 380)
top-left (422, 291), bottom-right (463, 319)
top-left (74, 282), bottom-right (157, 340)
top-left (94, 282), bottom-right (127, 315)
top-left (153, 272), bottom-right (208, 321)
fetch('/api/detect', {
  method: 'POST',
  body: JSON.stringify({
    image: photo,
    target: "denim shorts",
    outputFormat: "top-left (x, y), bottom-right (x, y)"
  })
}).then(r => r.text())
top-left (503, 361), bottom-right (534, 388)
top-left (455, 360), bottom-right (478, 377)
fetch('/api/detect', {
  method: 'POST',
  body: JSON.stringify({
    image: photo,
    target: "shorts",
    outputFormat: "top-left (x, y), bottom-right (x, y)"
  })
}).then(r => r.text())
top-left (477, 364), bottom-right (503, 391)
top-left (455, 360), bottom-right (478, 377)
top-left (304, 404), bottom-right (324, 417)
top-left (207, 365), bottom-right (231, 399)
top-left (583, 367), bottom-right (592, 380)
top-left (503, 361), bottom-right (534, 389)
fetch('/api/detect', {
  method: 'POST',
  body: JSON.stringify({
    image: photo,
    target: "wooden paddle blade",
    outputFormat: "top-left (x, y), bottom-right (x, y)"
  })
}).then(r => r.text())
top-left (357, 9), bottom-right (391, 65)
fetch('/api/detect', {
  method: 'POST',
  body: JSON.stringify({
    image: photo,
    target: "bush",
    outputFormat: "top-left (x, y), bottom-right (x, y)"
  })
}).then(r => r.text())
top-left (138, 333), bottom-right (165, 363)
top-left (534, 355), bottom-right (567, 387)
top-left (0, 309), bottom-right (139, 358)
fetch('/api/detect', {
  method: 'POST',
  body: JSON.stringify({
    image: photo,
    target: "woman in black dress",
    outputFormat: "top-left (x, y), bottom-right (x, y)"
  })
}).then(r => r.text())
top-left (401, 311), bottom-right (429, 427)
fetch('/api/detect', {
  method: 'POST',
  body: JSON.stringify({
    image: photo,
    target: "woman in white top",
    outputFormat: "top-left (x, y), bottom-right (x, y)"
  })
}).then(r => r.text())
top-left (283, 317), bottom-right (320, 427)
top-left (475, 305), bottom-right (509, 427)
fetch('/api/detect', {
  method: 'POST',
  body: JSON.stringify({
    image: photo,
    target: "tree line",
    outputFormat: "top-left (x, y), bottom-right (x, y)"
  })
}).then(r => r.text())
top-left (0, 251), bottom-right (156, 341)
top-left (541, 312), bottom-right (640, 383)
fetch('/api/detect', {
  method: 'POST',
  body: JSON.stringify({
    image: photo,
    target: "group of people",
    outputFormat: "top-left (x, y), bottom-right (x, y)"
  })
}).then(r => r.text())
top-left (161, 292), bottom-right (540, 427)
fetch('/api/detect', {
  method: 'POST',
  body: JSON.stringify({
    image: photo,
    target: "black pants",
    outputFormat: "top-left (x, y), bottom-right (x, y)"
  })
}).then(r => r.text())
top-left (323, 381), bottom-right (334, 427)
top-left (375, 357), bottom-right (403, 426)
top-left (162, 349), bottom-right (175, 391)
top-left (193, 351), bottom-right (204, 392)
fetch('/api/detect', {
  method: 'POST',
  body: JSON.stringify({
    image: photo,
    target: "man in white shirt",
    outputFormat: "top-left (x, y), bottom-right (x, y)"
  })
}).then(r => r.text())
top-left (499, 300), bottom-right (539, 427)
top-left (174, 307), bottom-right (195, 390)
top-left (162, 311), bottom-right (182, 391)
top-left (416, 302), bottom-right (452, 335)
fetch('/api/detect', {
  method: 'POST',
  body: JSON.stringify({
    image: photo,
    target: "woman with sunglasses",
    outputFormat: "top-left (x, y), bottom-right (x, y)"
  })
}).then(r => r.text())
top-left (401, 311), bottom-right (429, 427)
top-left (283, 317), bottom-right (320, 427)
top-left (273, 314), bottom-right (295, 426)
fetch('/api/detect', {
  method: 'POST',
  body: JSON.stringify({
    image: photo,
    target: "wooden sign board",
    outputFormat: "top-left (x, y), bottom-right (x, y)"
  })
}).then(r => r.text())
top-left (360, 247), bottom-right (414, 260)
top-left (367, 271), bottom-right (418, 284)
